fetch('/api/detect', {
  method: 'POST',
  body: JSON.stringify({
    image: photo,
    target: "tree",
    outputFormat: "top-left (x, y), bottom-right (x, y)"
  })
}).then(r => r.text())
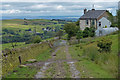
top-left (75, 20), bottom-right (80, 26)
top-left (26, 36), bottom-right (41, 44)
top-left (56, 30), bottom-right (63, 39)
top-left (89, 26), bottom-right (95, 37)
top-left (76, 30), bottom-right (83, 43)
top-left (33, 36), bottom-right (42, 43)
top-left (64, 23), bottom-right (79, 40)
top-left (107, 11), bottom-right (114, 24)
top-left (117, 10), bottom-right (120, 29)
top-left (83, 27), bottom-right (90, 38)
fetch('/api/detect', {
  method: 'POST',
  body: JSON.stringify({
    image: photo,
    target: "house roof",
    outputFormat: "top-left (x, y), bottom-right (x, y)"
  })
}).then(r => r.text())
top-left (80, 10), bottom-right (107, 19)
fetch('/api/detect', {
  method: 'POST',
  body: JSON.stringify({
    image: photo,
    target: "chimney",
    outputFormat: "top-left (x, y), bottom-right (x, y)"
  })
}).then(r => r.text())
top-left (92, 9), bottom-right (95, 10)
top-left (92, 4), bottom-right (95, 10)
top-left (84, 8), bottom-right (87, 14)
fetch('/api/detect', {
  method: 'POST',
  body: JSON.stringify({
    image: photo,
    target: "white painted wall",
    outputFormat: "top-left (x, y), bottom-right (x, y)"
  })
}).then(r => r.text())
top-left (97, 17), bottom-right (111, 29)
top-left (95, 27), bottom-right (119, 36)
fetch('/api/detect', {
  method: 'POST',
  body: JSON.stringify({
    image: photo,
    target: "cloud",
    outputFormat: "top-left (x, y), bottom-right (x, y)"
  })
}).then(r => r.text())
top-left (1, 0), bottom-right (119, 2)
top-left (0, 9), bottom-right (21, 14)
top-left (1, 2), bottom-right (118, 16)
top-left (30, 4), bottom-right (48, 9)
top-left (2, 4), bottom-right (11, 7)
top-left (95, 5), bottom-right (103, 8)
top-left (0, 9), bottom-right (31, 14)
top-left (56, 5), bottom-right (65, 10)
top-left (107, 8), bottom-right (113, 11)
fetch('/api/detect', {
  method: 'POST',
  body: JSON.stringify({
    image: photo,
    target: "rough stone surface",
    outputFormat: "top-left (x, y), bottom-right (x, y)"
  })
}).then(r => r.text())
top-left (19, 65), bottom-right (27, 68)
top-left (26, 59), bottom-right (37, 63)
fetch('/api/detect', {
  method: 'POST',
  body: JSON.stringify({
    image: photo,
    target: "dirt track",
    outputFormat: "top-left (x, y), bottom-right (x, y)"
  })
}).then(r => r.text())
top-left (25, 40), bottom-right (80, 78)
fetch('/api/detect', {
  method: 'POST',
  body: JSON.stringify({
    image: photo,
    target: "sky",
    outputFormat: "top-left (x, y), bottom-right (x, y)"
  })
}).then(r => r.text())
top-left (1, 0), bottom-right (119, 2)
top-left (0, 0), bottom-right (119, 17)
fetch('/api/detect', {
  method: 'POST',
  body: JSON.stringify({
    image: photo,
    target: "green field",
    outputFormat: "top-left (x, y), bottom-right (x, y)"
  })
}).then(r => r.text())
top-left (1, 42), bottom-right (31, 50)
top-left (1, 19), bottom-right (66, 50)
top-left (2, 19), bottom-right (64, 33)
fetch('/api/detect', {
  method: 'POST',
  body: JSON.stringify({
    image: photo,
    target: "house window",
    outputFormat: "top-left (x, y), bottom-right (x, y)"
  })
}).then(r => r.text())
top-left (86, 20), bottom-right (89, 25)
top-left (99, 22), bottom-right (101, 26)
top-left (92, 20), bottom-right (95, 25)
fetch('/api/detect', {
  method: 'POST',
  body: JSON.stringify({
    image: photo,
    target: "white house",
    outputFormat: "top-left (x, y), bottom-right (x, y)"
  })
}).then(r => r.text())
top-left (97, 17), bottom-right (111, 29)
top-left (80, 8), bottom-right (111, 30)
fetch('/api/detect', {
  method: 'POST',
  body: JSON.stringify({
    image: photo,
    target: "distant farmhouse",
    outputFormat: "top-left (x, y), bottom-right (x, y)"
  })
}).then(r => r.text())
top-left (80, 8), bottom-right (111, 30)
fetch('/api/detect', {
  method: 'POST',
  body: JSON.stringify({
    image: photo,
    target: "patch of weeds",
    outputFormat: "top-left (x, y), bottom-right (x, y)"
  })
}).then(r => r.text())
top-left (83, 45), bottom-right (99, 61)
top-left (63, 62), bottom-right (71, 78)
top-left (36, 48), bottom-right (52, 61)
top-left (4, 66), bottom-right (37, 78)
top-left (55, 46), bottom-right (66, 60)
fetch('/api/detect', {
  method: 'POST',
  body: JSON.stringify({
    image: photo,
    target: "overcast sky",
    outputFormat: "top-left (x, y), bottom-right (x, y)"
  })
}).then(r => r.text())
top-left (1, 0), bottom-right (119, 2)
top-left (1, 0), bottom-right (119, 16)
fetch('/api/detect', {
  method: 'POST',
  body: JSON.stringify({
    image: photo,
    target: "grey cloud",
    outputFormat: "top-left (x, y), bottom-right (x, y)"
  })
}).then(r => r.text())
top-left (1, 2), bottom-right (118, 16)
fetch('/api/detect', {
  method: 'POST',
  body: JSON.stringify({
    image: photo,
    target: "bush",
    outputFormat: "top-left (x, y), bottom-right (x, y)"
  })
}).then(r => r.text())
top-left (110, 24), bottom-right (118, 27)
top-left (64, 23), bottom-right (79, 40)
top-left (76, 30), bottom-right (83, 43)
top-left (25, 36), bottom-right (41, 44)
top-left (97, 38), bottom-right (112, 52)
top-left (105, 25), bottom-right (107, 28)
top-left (82, 27), bottom-right (95, 38)
top-left (83, 27), bottom-right (90, 38)
top-left (89, 26), bottom-right (95, 37)
top-left (32, 36), bottom-right (42, 43)
top-left (83, 45), bottom-right (99, 61)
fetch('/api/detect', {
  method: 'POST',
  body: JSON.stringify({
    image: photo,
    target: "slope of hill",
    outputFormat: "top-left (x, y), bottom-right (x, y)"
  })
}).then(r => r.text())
top-left (2, 31), bottom-right (118, 78)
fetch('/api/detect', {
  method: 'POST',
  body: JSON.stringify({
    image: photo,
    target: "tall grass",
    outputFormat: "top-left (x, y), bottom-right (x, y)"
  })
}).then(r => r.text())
top-left (83, 43), bottom-right (118, 77)
top-left (83, 45), bottom-right (99, 61)
top-left (2, 42), bottom-right (51, 75)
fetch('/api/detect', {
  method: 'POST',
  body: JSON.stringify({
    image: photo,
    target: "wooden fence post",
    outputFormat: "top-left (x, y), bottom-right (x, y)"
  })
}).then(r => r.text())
top-left (18, 56), bottom-right (21, 64)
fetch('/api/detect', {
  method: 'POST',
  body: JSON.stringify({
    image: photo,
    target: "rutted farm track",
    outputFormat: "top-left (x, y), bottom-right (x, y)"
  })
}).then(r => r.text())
top-left (25, 41), bottom-right (80, 78)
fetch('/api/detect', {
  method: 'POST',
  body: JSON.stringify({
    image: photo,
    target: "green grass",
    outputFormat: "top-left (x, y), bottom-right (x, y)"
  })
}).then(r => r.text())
top-left (36, 48), bottom-right (52, 61)
top-left (2, 19), bottom-right (64, 33)
top-left (4, 66), bottom-right (37, 78)
top-left (55, 46), bottom-right (66, 60)
top-left (0, 58), bottom-right (1, 78)
top-left (69, 33), bottom-right (118, 78)
top-left (3, 43), bottom-right (53, 78)
top-left (2, 42), bottom-right (50, 75)
top-left (75, 60), bottom-right (113, 78)
top-left (62, 62), bottom-right (71, 78)
top-left (69, 44), bottom-right (84, 60)
top-left (45, 63), bottom-right (56, 78)
top-left (1, 42), bottom-right (31, 50)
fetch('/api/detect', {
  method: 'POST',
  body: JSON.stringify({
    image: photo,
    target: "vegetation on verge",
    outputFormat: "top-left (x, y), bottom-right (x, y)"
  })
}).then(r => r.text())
top-left (69, 33), bottom-right (118, 78)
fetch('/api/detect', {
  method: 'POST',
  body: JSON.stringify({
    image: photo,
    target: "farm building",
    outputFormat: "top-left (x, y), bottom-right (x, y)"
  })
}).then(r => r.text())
top-left (80, 8), bottom-right (111, 30)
